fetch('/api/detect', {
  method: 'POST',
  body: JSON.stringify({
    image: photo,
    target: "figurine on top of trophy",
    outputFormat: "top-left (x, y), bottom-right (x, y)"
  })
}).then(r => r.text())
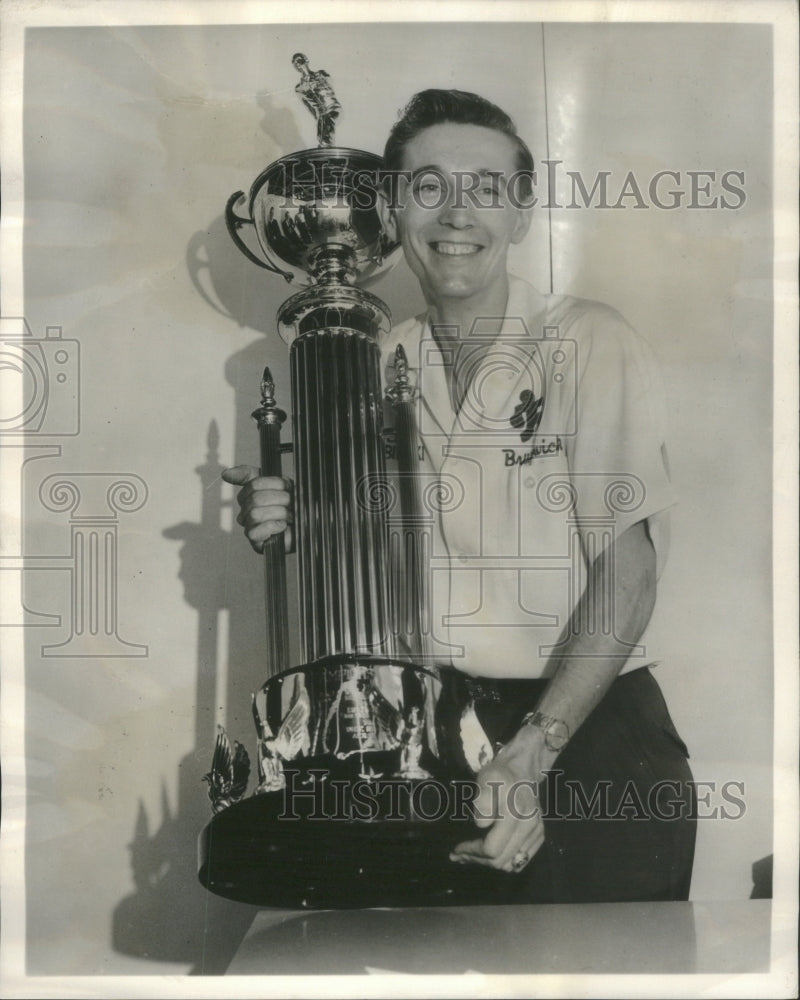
top-left (292, 52), bottom-right (341, 147)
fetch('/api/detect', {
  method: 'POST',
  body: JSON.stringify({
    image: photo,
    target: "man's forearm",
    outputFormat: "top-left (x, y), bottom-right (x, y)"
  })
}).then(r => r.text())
top-left (497, 518), bottom-right (657, 782)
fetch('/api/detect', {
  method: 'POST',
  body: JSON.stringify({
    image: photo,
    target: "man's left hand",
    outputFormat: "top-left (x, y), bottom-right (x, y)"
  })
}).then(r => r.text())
top-left (449, 754), bottom-right (545, 873)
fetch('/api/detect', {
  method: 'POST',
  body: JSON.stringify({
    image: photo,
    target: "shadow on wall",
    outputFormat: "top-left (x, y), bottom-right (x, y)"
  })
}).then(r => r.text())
top-left (255, 89), bottom-right (306, 155)
top-left (111, 420), bottom-right (264, 973)
top-left (184, 90), bottom-right (311, 338)
top-left (187, 213), bottom-right (276, 336)
top-left (112, 170), bottom-right (307, 968)
top-left (749, 855), bottom-right (772, 899)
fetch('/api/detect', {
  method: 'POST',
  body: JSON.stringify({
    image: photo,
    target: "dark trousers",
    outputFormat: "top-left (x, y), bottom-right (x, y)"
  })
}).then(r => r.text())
top-left (439, 667), bottom-right (697, 903)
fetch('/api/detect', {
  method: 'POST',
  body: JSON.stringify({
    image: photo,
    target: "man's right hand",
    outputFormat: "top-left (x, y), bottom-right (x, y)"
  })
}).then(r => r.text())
top-left (222, 465), bottom-right (294, 554)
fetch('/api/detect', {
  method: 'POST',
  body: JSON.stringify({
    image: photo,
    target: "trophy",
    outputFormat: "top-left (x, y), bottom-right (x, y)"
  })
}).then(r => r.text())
top-left (197, 56), bottom-right (503, 909)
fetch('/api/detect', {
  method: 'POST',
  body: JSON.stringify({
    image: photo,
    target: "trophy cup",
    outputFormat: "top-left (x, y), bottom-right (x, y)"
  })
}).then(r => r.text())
top-left (197, 56), bottom-right (502, 909)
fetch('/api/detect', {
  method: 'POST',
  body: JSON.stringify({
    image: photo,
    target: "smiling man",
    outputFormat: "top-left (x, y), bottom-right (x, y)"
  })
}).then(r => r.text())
top-left (382, 121), bottom-right (530, 314)
top-left (225, 89), bottom-right (697, 903)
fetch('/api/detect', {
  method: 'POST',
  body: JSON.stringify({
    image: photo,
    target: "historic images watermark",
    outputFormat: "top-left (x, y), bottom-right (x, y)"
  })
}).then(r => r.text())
top-left (382, 165), bottom-right (747, 211)
top-left (276, 770), bottom-right (746, 823)
top-left (0, 318), bottom-right (79, 436)
top-left (0, 315), bottom-right (149, 654)
top-left (271, 160), bottom-right (748, 212)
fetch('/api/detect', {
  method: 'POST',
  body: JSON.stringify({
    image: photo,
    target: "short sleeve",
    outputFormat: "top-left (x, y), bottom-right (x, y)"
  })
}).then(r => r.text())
top-left (562, 306), bottom-right (676, 577)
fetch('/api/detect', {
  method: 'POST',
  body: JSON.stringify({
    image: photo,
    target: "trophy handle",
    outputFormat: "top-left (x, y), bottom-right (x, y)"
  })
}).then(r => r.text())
top-left (225, 190), bottom-right (295, 283)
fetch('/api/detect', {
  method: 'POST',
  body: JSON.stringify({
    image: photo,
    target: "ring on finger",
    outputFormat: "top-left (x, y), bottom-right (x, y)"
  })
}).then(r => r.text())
top-left (509, 849), bottom-right (531, 873)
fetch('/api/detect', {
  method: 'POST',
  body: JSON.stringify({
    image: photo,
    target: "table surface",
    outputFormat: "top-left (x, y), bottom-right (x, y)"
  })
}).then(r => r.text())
top-left (225, 898), bottom-right (771, 976)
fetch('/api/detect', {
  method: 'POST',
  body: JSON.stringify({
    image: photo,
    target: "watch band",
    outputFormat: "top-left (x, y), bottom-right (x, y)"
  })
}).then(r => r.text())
top-left (520, 710), bottom-right (571, 751)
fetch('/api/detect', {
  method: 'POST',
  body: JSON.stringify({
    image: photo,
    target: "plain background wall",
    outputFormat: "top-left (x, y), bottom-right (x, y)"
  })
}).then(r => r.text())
top-left (12, 20), bottom-right (772, 974)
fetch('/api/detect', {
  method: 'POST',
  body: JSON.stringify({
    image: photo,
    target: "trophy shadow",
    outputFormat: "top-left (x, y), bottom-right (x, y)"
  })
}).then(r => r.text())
top-left (112, 199), bottom-right (305, 971)
top-left (186, 213), bottom-right (277, 335)
top-left (110, 763), bottom-right (261, 974)
top-left (255, 91), bottom-right (306, 155)
top-left (111, 419), bottom-right (269, 972)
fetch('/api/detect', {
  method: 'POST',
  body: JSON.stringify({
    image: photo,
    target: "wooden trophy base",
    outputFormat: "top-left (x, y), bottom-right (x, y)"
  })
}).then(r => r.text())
top-left (198, 779), bottom-right (519, 910)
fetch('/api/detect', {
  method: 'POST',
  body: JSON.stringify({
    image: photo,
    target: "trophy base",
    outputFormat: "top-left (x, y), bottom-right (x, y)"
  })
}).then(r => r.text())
top-left (198, 784), bottom-right (520, 910)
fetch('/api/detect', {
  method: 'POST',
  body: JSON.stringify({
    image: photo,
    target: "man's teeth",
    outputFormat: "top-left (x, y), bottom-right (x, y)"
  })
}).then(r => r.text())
top-left (432, 242), bottom-right (481, 256)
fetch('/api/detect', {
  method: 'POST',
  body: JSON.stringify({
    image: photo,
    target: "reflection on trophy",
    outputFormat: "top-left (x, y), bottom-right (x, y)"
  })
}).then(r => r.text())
top-left (198, 57), bottom-right (497, 910)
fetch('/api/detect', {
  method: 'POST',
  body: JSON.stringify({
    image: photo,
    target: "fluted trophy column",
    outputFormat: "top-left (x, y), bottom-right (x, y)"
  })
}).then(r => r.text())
top-left (290, 310), bottom-right (393, 662)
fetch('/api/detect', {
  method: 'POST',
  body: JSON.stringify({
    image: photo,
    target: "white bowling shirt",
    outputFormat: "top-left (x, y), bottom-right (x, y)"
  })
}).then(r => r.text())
top-left (381, 275), bottom-right (675, 679)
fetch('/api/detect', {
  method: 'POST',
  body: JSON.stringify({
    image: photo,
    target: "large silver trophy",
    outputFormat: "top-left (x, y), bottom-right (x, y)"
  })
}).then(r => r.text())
top-left (198, 57), bottom-right (500, 909)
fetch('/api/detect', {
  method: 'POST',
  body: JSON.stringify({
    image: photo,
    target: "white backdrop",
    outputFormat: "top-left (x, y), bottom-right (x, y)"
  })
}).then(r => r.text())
top-left (4, 14), bottom-right (776, 977)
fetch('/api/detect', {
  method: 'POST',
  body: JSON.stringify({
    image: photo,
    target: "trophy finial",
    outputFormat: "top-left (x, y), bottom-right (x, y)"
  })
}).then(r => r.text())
top-left (386, 344), bottom-right (415, 404)
top-left (261, 367), bottom-right (275, 405)
top-left (253, 367), bottom-right (287, 428)
top-left (292, 52), bottom-right (341, 147)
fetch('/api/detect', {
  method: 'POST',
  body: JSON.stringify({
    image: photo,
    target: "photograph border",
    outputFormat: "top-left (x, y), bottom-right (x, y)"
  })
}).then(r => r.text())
top-left (1, 1), bottom-right (797, 996)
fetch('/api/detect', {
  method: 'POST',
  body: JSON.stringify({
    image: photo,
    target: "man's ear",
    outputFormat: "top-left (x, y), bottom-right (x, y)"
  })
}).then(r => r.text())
top-left (376, 188), bottom-right (399, 242)
top-left (510, 206), bottom-right (534, 245)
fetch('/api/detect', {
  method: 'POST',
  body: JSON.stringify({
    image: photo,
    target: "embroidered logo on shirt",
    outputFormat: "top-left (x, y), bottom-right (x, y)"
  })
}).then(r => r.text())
top-left (509, 390), bottom-right (544, 443)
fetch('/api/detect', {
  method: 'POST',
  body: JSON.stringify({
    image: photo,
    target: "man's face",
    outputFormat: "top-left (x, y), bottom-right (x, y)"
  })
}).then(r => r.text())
top-left (379, 123), bottom-right (532, 308)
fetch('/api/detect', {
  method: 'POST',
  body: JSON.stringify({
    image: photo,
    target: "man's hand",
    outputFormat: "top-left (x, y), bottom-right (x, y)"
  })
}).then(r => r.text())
top-left (450, 748), bottom-right (545, 873)
top-left (450, 519), bottom-right (657, 874)
top-left (222, 465), bottom-right (293, 554)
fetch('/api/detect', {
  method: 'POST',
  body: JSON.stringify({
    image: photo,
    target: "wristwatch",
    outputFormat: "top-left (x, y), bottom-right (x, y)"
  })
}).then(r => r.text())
top-left (520, 710), bottom-right (570, 752)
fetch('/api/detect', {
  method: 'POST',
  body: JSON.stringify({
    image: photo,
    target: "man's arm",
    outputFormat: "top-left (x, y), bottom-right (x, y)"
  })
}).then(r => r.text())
top-left (451, 517), bottom-right (657, 871)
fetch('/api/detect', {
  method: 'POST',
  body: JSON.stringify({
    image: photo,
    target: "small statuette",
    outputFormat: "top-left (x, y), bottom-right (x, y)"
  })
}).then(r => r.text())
top-left (203, 727), bottom-right (250, 813)
top-left (292, 52), bottom-right (341, 148)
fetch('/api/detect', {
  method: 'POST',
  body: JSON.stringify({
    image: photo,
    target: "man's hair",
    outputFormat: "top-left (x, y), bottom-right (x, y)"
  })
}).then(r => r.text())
top-left (382, 89), bottom-right (534, 198)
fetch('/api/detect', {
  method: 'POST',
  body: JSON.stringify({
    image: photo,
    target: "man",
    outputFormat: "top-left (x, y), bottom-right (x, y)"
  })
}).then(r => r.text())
top-left (224, 89), bottom-right (696, 903)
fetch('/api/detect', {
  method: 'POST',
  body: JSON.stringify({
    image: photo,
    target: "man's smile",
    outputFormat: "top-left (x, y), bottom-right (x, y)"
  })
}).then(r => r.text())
top-left (430, 241), bottom-right (483, 256)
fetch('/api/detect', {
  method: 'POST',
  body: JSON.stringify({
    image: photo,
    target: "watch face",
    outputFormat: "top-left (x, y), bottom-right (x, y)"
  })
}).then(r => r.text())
top-left (546, 721), bottom-right (570, 750)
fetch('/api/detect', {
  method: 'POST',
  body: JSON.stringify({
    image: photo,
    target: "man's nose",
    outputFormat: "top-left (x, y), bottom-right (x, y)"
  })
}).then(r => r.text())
top-left (437, 198), bottom-right (474, 228)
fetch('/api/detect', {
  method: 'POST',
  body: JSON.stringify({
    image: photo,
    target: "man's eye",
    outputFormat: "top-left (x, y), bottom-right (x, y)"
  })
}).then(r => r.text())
top-left (413, 175), bottom-right (445, 194)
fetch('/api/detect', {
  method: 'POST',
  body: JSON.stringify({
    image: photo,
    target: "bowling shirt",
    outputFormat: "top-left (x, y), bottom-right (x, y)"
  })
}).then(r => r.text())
top-left (380, 275), bottom-right (675, 680)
